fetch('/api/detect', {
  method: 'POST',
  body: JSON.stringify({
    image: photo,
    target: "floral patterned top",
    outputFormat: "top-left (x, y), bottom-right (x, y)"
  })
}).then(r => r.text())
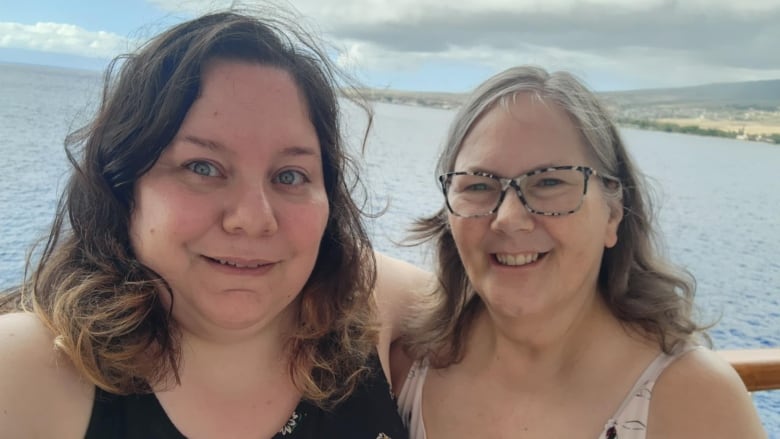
top-left (86, 355), bottom-right (407, 439)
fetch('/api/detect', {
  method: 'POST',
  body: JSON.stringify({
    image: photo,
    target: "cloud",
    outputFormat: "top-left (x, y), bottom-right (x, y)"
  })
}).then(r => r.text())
top-left (146, 0), bottom-right (233, 14)
top-left (4, 0), bottom-right (779, 90)
top-left (0, 22), bottom-right (130, 59)
top-left (151, 0), bottom-right (780, 88)
top-left (316, 2), bottom-right (780, 67)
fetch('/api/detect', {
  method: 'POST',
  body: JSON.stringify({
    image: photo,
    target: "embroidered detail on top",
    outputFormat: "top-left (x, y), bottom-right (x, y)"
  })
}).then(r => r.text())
top-left (279, 411), bottom-right (301, 435)
top-left (376, 434), bottom-right (392, 439)
top-left (634, 385), bottom-right (652, 400)
top-left (622, 420), bottom-right (647, 431)
top-left (605, 418), bottom-right (618, 439)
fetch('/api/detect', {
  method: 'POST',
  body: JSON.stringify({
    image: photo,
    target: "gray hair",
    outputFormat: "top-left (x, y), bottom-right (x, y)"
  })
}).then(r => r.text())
top-left (437, 66), bottom-right (619, 186)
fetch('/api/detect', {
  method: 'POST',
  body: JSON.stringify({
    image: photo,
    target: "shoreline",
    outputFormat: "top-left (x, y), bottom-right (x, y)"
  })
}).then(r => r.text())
top-left (359, 95), bottom-right (780, 145)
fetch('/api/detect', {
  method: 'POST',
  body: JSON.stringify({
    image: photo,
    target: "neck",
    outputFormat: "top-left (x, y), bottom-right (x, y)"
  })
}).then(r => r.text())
top-left (151, 305), bottom-right (304, 439)
top-left (462, 291), bottom-right (624, 388)
top-left (164, 304), bottom-right (298, 399)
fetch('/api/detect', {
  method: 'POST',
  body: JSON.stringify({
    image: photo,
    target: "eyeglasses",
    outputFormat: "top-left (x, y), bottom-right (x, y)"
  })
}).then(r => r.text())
top-left (439, 165), bottom-right (620, 218)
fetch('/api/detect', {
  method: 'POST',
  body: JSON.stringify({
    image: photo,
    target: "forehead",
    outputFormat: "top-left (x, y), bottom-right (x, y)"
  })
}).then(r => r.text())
top-left (179, 60), bottom-right (319, 154)
top-left (197, 60), bottom-right (305, 114)
top-left (454, 93), bottom-right (589, 174)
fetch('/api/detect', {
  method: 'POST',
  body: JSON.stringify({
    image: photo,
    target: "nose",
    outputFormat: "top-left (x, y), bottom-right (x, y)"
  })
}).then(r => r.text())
top-left (222, 183), bottom-right (279, 237)
top-left (490, 189), bottom-right (535, 233)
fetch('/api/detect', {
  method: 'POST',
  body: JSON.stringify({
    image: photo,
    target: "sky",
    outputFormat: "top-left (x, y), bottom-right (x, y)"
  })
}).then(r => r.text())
top-left (1, 0), bottom-right (779, 92)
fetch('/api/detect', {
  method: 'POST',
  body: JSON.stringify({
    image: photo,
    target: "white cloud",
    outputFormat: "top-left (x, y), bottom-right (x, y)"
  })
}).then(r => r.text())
top-left (146, 0), bottom-right (233, 14)
top-left (4, 0), bottom-right (779, 90)
top-left (0, 22), bottom-right (130, 59)
top-left (308, 0), bottom-right (780, 89)
top-left (261, 0), bottom-right (780, 27)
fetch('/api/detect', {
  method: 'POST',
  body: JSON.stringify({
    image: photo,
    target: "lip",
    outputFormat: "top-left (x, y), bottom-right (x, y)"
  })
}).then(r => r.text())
top-left (491, 251), bottom-right (548, 268)
top-left (202, 255), bottom-right (279, 275)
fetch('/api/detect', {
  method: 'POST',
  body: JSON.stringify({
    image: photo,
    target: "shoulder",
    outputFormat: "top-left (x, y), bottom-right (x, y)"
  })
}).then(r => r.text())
top-left (0, 312), bottom-right (94, 438)
top-left (373, 252), bottom-right (435, 335)
top-left (647, 346), bottom-right (767, 438)
top-left (388, 339), bottom-right (415, 396)
top-left (373, 252), bottom-right (435, 385)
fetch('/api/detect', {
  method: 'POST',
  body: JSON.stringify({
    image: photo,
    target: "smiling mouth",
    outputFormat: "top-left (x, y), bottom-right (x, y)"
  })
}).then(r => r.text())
top-left (494, 252), bottom-right (547, 266)
top-left (205, 256), bottom-right (274, 269)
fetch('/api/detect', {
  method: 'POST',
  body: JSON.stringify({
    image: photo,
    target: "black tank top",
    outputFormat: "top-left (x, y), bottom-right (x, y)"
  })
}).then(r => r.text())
top-left (84, 356), bottom-right (408, 439)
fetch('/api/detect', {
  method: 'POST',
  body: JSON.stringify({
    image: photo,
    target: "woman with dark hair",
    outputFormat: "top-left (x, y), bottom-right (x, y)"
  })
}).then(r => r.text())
top-left (391, 66), bottom-right (766, 438)
top-left (0, 9), bottom-right (424, 438)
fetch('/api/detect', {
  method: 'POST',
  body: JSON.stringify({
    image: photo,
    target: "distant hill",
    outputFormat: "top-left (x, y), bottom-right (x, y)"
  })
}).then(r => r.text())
top-left (357, 79), bottom-right (780, 113)
top-left (351, 88), bottom-right (466, 109)
top-left (600, 79), bottom-right (780, 112)
top-left (355, 78), bottom-right (780, 143)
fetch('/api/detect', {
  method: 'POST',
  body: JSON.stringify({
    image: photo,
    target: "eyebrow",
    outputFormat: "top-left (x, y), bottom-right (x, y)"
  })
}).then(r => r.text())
top-left (180, 135), bottom-right (320, 158)
top-left (465, 162), bottom-right (560, 177)
top-left (181, 135), bottom-right (223, 152)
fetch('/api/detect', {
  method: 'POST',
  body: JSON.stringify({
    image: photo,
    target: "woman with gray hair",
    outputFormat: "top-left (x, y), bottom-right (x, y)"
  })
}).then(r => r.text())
top-left (391, 66), bottom-right (765, 438)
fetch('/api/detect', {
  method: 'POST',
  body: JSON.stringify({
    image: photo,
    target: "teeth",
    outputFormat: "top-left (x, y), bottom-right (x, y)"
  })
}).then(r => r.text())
top-left (495, 253), bottom-right (540, 266)
top-left (216, 259), bottom-right (263, 269)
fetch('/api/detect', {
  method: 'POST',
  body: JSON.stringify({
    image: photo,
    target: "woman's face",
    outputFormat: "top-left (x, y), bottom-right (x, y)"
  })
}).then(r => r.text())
top-left (129, 60), bottom-right (329, 336)
top-left (448, 93), bottom-right (622, 321)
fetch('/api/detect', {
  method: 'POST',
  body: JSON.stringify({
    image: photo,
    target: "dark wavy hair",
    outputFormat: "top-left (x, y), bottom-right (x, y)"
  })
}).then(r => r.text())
top-left (404, 66), bottom-right (707, 367)
top-left (1, 9), bottom-right (376, 407)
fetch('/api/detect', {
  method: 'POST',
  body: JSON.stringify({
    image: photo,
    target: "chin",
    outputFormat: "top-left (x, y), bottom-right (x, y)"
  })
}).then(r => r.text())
top-left (483, 288), bottom-right (546, 317)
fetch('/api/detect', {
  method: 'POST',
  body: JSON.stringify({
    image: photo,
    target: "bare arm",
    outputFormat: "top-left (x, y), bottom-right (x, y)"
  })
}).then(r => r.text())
top-left (647, 347), bottom-right (767, 438)
top-left (0, 312), bottom-right (94, 439)
top-left (373, 252), bottom-right (436, 388)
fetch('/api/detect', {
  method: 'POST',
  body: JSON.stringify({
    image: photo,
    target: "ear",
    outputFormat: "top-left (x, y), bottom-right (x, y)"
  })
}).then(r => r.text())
top-left (604, 200), bottom-right (623, 249)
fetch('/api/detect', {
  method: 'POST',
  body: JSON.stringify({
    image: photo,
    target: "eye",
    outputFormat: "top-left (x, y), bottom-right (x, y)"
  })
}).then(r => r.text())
top-left (465, 182), bottom-right (492, 192)
top-left (185, 161), bottom-right (220, 177)
top-left (534, 178), bottom-right (564, 187)
top-left (450, 175), bottom-right (500, 193)
top-left (274, 169), bottom-right (309, 186)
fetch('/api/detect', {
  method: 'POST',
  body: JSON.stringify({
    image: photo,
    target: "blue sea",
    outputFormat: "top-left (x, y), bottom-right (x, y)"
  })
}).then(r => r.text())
top-left (1, 62), bottom-right (778, 434)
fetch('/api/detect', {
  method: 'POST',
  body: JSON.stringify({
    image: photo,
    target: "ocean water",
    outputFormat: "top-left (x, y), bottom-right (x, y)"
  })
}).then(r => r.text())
top-left (1, 62), bottom-right (778, 434)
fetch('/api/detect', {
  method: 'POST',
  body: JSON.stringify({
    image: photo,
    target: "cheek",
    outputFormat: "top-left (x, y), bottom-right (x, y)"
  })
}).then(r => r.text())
top-left (129, 202), bottom-right (167, 268)
top-left (128, 206), bottom-right (161, 268)
top-left (448, 216), bottom-right (466, 248)
top-left (130, 184), bottom-right (213, 253)
top-left (129, 185), bottom-right (160, 251)
top-left (283, 197), bottom-right (330, 249)
top-left (449, 216), bottom-right (483, 261)
top-left (543, 210), bottom-right (600, 253)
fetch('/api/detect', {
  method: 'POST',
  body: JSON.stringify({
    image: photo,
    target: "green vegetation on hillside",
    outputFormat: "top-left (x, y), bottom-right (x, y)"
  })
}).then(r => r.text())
top-left (618, 118), bottom-right (779, 144)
